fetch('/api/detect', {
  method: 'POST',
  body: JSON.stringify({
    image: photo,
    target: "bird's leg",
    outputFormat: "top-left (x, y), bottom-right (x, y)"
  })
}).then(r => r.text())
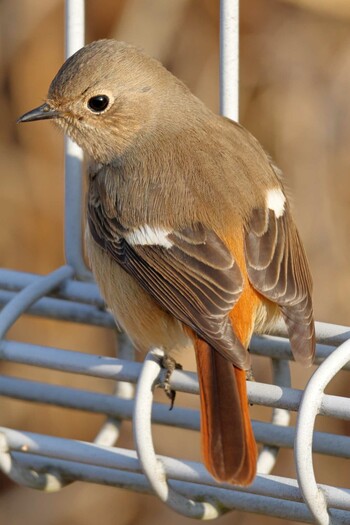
top-left (245, 368), bottom-right (255, 382)
top-left (245, 352), bottom-right (255, 406)
top-left (159, 355), bottom-right (183, 410)
top-left (245, 347), bottom-right (255, 381)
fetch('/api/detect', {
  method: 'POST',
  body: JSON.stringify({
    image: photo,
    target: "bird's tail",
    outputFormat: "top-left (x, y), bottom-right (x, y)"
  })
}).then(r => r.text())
top-left (194, 338), bottom-right (257, 485)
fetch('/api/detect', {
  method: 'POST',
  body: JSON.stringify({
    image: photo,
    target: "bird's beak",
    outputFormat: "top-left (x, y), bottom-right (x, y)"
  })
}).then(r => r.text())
top-left (17, 103), bottom-right (60, 123)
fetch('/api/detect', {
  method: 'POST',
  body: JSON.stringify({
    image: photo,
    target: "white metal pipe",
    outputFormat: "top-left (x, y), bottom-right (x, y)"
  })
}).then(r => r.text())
top-left (0, 290), bottom-right (114, 327)
top-left (13, 454), bottom-right (323, 523)
top-left (0, 269), bottom-right (103, 306)
top-left (273, 319), bottom-right (350, 347)
top-left (2, 428), bottom-right (350, 511)
top-left (0, 266), bottom-right (74, 340)
top-left (64, 0), bottom-right (91, 280)
top-left (257, 359), bottom-right (291, 475)
top-left (93, 333), bottom-right (135, 448)
top-left (65, 0), bottom-right (85, 58)
top-left (133, 348), bottom-right (221, 519)
top-left (2, 375), bottom-right (350, 458)
top-left (2, 342), bottom-right (350, 421)
top-left (220, 0), bottom-right (239, 121)
top-left (295, 338), bottom-right (350, 525)
top-left (0, 433), bottom-right (64, 492)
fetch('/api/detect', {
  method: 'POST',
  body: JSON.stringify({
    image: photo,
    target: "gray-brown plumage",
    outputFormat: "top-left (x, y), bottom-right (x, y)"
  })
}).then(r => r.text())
top-left (18, 39), bottom-right (315, 485)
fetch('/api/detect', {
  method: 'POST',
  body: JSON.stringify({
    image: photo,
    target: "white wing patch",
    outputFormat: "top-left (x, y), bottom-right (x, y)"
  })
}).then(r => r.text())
top-left (126, 225), bottom-right (172, 249)
top-left (266, 187), bottom-right (286, 218)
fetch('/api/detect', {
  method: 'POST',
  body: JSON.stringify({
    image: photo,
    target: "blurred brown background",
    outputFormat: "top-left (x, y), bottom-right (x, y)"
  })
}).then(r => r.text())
top-left (1, 0), bottom-right (350, 523)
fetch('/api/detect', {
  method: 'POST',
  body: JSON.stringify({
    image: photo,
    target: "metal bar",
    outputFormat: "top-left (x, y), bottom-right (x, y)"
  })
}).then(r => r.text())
top-left (253, 421), bottom-right (350, 458)
top-left (0, 290), bottom-right (114, 327)
top-left (220, 0), bottom-right (239, 121)
top-left (257, 359), bottom-right (291, 475)
top-left (12, 454), bottom-right (321, 523)
top-left (0, 449), bottom-right (64, 492)
top-left (5, 453), bottom-right (350, 523)
top-left (1, 429), bottom-right (349, 510)
top-left (1, 375), bottom-right (350, 458)
top-left (272, 319), bottom-right (350, 347)
top-left (93, 332), bottom-right (135, 447)
top-left (295, 339), bottom-right (350, 525)
top-left (64, 0), bottom-right (91, 280)
top-left (0, 266), bottom-right (74, 340)
top-left (252, 335), bottom-right (350, 370)
top-left (133, 348), bottom-right (221, 519)
top-left (0, 374), bottom-right (195, 428)
top-left (1, 341), bottom-right (350, 420)
top-left (0, 269), bottom-right (103, 306)
top-left (0, 340), bottom-right (196, 387)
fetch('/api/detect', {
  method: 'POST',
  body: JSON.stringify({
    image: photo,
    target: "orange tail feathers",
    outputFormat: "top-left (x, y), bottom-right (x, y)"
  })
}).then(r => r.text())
top-left (194, 338), bottom-right (257, 485)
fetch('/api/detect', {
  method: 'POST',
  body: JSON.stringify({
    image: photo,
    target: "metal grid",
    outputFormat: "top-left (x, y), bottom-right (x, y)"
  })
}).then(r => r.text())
top-left (1, 1), bottom-right (350, 523)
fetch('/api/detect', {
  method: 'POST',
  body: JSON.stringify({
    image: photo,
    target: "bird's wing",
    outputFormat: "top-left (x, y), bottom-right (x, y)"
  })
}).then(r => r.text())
top-left (244, 204), bottom-right (315, 365)
top-left (88, 203), bottom-right (249, 369)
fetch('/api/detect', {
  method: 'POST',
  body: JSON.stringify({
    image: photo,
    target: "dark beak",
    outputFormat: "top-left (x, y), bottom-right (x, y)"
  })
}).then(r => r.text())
top-left (17, 103), bottom-right (60, 123)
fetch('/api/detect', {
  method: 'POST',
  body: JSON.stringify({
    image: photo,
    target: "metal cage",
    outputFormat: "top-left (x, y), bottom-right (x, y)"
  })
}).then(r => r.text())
top-left (1, 1), bottom-right (350, 524)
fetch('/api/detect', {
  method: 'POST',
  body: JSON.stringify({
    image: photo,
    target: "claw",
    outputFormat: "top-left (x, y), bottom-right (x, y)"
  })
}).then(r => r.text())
top-left (245, 368), bottom-right (255, 382)
top-left (245, 367), bottom-right (255, 406)
top-left (159, 355), bottom-right (183, 410)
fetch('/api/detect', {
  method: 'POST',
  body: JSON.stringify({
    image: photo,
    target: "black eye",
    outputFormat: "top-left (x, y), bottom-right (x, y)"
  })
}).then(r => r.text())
top-left (87, 95), bottom-right (110, 113)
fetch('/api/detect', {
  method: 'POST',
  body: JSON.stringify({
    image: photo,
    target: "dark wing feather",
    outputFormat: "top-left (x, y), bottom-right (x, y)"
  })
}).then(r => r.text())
top-left (88, 206), bottom-right (250, 369)
top-left (245, 206), bottom-right (315, 366)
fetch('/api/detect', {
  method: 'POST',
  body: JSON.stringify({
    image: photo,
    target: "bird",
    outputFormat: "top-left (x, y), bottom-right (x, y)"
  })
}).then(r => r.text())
top-left (18, 39), bottom-right (315, 486)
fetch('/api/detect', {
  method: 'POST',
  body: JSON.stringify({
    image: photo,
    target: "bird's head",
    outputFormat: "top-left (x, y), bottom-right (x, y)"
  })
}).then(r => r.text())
top-left (18, 39), bottom-right (186, 163)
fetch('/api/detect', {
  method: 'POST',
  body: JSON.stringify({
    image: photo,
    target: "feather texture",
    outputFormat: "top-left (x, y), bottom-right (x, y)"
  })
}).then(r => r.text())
top-left (194, 338), bottom-right (257, 485)
top-left (88, 211), bottom-right (250, 369)
top-left (245, 205), bottom-right (315, 365)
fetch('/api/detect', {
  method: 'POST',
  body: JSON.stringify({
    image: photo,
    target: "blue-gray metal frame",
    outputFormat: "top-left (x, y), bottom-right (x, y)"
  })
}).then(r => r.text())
top-left (0, 1), bottom-right (349, 523)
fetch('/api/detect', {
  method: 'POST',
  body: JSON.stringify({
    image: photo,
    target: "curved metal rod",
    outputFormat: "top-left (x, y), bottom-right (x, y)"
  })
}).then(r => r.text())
top-left (0, 265), bottom-right (74, 340)
top-left (257, 359), bottom-right (291, 474)
top-left (0, 267), bottom-right (134, 487)
top-left (295, 338), bottom-right (350, 525)
top-left (133, 348), bottom-right (222, 519)
top-left (0, 265), bottom-right (74, 490)
top-left (0, 433), bottom-right (64, 492)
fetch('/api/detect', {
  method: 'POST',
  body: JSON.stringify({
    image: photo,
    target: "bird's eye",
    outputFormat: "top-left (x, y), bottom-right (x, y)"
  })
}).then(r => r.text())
top-left (87, 95), bottom-right (110, 113)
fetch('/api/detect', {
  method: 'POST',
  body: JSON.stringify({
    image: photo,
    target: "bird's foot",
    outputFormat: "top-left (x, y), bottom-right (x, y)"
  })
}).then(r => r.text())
top-left (245, 368), bottom-right (255, 382)
top-left (245, 367), bottom-right (255, 406)
top-left (159, 355), bottom-right (183, 410)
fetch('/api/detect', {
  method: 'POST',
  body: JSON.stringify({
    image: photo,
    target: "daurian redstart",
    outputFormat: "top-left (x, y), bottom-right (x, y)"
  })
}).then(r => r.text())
top-left (18, 40), bottom-right (315, 486)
